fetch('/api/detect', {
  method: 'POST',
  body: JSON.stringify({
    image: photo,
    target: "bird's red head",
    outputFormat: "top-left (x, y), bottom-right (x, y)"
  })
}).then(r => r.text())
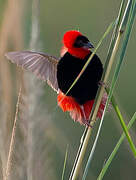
top-left (61, 30), bottom-right (94, 59)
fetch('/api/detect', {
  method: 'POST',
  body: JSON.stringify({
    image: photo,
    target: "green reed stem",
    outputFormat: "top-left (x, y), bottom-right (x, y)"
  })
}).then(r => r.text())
top-left (97, 112), bottom-right (136, 180)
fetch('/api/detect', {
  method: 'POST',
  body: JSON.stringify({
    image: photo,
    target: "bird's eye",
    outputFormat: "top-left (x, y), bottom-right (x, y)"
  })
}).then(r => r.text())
top-left (74, 36), bottom-right (89, 48)
top-left (74, 40), bottom-right (83, 47)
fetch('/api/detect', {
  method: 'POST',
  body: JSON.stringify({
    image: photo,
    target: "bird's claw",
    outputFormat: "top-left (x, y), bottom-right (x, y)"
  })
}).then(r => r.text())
top-left (98, 81), bottom-right (108, 88)
top-left (82, 119), bottom-right (92, 128)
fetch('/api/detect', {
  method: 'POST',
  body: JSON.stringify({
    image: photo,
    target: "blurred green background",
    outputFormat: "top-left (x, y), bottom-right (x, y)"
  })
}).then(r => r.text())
top-left (0, 0), bottom-right (136, 179)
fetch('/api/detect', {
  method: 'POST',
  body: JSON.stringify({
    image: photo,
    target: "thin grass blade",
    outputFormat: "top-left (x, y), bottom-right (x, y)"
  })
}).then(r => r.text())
top-left (82, 1), bottom-right (136, 179)
top-left (103, 0), bottom-right (136, 157)
top-left (69, 23), bottom-right (115, 180)
top-left (61, 145), bottom-right (69, 180)
top-left (97, 112), bottom-right (136, 180)
top-left (82, 91), bottom-right (135, 180)
top-left (120, 0), bottom-right (133, 31)
top-left (103, 0), bottom-right (126, 73)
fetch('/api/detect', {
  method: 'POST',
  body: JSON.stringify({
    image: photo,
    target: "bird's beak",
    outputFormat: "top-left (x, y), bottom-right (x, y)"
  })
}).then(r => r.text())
top-left (83, 42), bottom-right (94, 49)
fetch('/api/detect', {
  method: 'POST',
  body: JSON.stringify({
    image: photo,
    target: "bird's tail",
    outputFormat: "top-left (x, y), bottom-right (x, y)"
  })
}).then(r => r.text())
top-left (57, 91), bottom-right (107, 126)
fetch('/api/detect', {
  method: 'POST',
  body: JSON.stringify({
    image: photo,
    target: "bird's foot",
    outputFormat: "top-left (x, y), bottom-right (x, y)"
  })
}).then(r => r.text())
top-left (98, 81), bottom-right (108, 88)
top-left (82, 118), bottom-right (92, 128)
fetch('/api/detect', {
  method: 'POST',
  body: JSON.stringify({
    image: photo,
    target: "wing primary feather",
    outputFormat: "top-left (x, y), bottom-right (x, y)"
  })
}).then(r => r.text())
top-left (5, 51), bottom-right (59, 92)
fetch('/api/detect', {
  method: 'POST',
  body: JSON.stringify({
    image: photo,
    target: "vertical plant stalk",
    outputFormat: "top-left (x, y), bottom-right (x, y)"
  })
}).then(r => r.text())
top-left (4, 87), bottom-right (22, 180)
top-left (71, 21), bottom-right (122, 180)
top-left (88, 2), bottom-right (136, 170)
top-left (82, 0), bottom-right (136, 179)
top-left (69, 1), bottom-right (126, 178)
top-left (69, 22), bottom-right (114, 180)
top-left (90, 0), bottom-right (132, 126)
top-left (26, 1), bottom-right (41, 180)
top-left (70, 0), bottom-right (133, 179)
top-left (0, 1), bottom-right (24, 178)
top-left (103, 0), bottom-right (136, 156)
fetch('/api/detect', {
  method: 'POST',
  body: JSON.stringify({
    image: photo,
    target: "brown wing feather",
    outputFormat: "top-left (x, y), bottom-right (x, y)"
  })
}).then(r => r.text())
top-left (5, 51), bottom-right (59, 92)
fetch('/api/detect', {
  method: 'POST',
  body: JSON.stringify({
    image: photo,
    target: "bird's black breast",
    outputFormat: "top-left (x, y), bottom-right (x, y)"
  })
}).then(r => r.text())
top-left (57, 52), bottom-right (103, 105)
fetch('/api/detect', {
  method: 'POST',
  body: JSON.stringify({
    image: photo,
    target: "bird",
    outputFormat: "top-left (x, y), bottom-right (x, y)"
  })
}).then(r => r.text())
top-left (5, 30), bottom-right (106, 126)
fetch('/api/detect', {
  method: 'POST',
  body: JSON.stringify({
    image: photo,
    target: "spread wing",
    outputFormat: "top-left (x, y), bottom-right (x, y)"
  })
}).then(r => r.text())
top-left (5, 51), bottom-right (59, 92)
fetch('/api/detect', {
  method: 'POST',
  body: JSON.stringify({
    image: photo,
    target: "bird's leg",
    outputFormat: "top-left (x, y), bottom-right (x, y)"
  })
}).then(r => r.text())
top-left (80, 105), bottom-right (92, 127)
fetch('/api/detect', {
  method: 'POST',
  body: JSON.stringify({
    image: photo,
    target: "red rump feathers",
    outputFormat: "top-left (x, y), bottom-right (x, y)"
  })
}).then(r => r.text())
top-left (57, 91), bottom-right (106, 126)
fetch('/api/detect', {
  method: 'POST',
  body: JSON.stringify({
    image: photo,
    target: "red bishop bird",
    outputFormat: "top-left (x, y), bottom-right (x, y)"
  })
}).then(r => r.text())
top-left (5, 30), bottom-right (106, 126)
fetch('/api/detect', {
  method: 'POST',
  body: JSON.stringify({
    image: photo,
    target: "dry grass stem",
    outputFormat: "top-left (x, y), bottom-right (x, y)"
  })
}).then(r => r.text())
top-left (4, 87), bottom-right (22, 180)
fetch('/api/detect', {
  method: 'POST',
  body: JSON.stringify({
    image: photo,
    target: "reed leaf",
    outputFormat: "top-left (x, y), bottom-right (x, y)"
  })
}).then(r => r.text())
top-left (69, 22), bottom-right (114, 180)
top-left (82, 1), bottom-right (136, 179)
top-left (61, 145), bottom-right (68, 180)
top-left (97, 112), bottom-right (136, 180)
top-left (101, 0), bottom-right (136, 157)
top-left (70, 0), bottom-right (135, 179)
top-left (69, 2), bottom-right (126, 179)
